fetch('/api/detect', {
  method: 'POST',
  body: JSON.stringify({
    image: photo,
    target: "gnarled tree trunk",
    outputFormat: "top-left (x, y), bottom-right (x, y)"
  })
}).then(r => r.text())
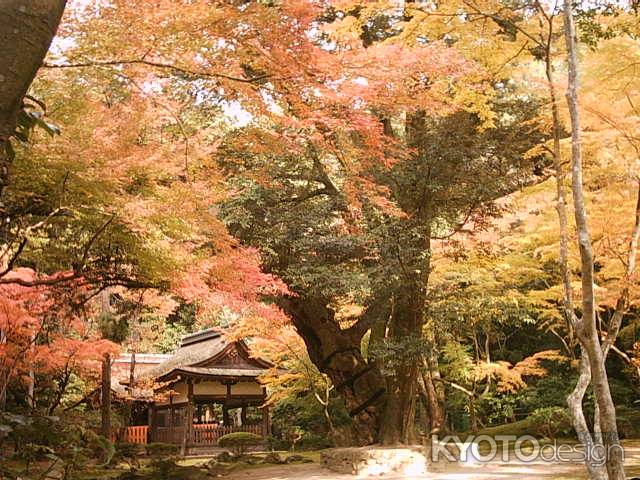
top-left (281, 296), bottom-right (387, 445)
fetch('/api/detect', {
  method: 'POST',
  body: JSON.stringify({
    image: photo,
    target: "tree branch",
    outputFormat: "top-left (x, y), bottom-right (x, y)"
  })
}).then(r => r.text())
top-left (42, 58), bottom-right (270, 84)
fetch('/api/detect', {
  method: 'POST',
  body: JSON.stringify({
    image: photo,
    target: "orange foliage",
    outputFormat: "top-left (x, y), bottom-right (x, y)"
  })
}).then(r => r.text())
top-left (0, 268), bottom-right (118, 399)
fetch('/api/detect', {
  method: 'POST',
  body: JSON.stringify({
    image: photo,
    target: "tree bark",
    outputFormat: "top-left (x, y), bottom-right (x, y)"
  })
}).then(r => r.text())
top-left (101, 353), bottom-right (111, 439)
top-left (421, 356), bottom-right (445, 434)
top-left (562, 4), bottom-right (625, 478)
top-left (281, 296), bottom-right (386, 445)
top-left (100, 290), bottom-right (112, 439)
top-left (567, 347), bottom-right (608, 479)
top-left (0, 1), bottom-right (67, 202)
top-left (378, 293), bottom-right (423, 445)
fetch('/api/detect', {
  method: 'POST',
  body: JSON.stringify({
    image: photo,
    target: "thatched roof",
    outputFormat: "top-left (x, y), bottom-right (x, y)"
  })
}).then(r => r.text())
top-left (145, 328), bottom-right (272, 382)
top-left (146, 329), bottom-right (227, 378)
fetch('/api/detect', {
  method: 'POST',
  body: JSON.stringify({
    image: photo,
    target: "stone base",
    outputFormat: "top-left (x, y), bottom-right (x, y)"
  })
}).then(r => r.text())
top-left (320, 446), bottom-right (428, 477)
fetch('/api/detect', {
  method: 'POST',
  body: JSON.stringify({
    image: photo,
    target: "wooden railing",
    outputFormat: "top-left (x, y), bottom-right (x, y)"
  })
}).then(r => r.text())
top-left (150, 424), bottom-right (264, 446)
top-left (191, 424), bottom-right (263, 446)
top-left (121, 425), bottom-right (149, 444)
top-left (117, 423), bottom-right (263, 446)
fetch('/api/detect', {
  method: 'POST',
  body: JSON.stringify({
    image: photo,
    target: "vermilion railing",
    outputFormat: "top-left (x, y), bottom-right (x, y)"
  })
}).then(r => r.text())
top-left (122, 425), bottom-right (149, 444)
top-left (118, 423), bottom-right (264, 445)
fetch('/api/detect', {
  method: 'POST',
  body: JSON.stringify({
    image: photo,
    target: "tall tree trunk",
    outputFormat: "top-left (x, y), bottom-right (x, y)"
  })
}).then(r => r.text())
top-left (0, 1), bottom-right (67, 202)
top-left (281, 296), bottom-right (386, 445)
top-left (562, 4), bottom-right (625, 479)
top-left (101, 353), bottom-right (111, 439)
top-left (100, 290), bottom-right (112, 439)
top-left (543, 27), bottom-right (601, 477)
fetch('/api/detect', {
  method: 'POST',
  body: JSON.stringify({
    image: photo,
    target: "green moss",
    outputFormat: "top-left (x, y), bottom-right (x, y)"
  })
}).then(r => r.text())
top-left (476, 417), bottom-right (537, 438)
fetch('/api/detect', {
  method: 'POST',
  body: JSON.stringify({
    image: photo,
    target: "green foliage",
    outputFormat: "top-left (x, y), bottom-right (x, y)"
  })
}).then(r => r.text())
top-left (271, 393), bottom-right (350, 450)
top-left (0, 413), bottom-right (116, 480)
top-left (369, 336), bottom-right (429, 376)
top-left (477, 417), bottom-right (539, 438)
top-left (528, 407), bottom-right (573, 440)
top-left (519, 372), bottom-right (577, 412)
top-left (477, 407), bottom-right (573, 440)
top-left (99, 312), bottom-right (130, 343)
top-left (615, 406), bottom-right (640, 438)
top-left (217, 432), bottom-right (263, 456)
top-left (481, 392), bottom-right (519, 425)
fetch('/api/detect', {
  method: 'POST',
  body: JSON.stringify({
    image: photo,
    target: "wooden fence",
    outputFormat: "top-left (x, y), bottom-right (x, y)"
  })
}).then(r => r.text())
top-left (114, 423), bottom-right (263, 446)
top-left (148, 423), bottom-right (263, 446)
top-left (121, 425), bottom-right (149, 444)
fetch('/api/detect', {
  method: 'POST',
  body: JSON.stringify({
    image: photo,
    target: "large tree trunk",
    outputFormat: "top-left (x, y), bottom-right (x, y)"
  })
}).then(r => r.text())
top-left (562, 4), bottom-right (625, 479)
top-left (378, 293), bottom-right (423, 445)
top-left (0, 1), bottom-right (67, 202)
top-left (281, 296), bottom-right (386, 445)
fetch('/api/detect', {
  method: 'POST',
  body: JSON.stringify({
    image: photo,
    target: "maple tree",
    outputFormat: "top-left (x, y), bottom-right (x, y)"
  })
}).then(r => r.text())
top-left (1, 3), bottom-right (640, 478)
top-left (0, 268), bottom-right (117, 412)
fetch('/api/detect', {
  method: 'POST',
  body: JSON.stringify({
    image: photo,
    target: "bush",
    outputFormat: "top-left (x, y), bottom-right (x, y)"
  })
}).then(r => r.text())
top-left (217, 432), bottom-right (263, 456)
top-left (528, 407), bottom-right (573, 439)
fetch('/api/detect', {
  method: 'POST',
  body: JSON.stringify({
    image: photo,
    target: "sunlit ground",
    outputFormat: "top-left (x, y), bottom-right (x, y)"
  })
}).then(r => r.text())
top-left (224, 441), bottom-right (640, 480)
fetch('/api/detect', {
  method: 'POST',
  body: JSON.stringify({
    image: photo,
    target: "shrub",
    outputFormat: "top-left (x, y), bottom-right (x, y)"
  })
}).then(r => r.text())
top-left (217, 432), bottom-right (263, 456)
top-left (528, 407), bottom-right (573, 439)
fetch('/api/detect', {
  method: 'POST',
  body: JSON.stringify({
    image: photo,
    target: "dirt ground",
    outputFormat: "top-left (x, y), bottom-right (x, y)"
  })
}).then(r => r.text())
top-left (225, 442), bottom-right (640, 480)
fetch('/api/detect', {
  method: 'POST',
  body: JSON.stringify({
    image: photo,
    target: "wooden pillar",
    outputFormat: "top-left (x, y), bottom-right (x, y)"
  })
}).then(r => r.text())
top-left (223, 382), bottom-right (232, 426)
top-left (261, 405), bottom-right (271, 437)
top-left (222, 406), bottom-right (230, 426)
top-left (149, 404), bottom-right (157, 442)
top-left (181, 379), bottom-right (194, 456)
top-left (240, 404), bottom-right (247, 426)
top-left (169, 394), bottom-right (175, 443)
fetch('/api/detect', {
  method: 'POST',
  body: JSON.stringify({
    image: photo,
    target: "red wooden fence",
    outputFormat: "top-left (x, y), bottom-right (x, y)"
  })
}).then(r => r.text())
top-left (122, 425), bottom-right (148, 444)
top-left (115, 423), bottom-right (263, 446)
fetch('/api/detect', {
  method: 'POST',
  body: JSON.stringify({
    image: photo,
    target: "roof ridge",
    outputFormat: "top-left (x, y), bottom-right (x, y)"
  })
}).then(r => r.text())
top-left (180, 328), bottom-right (222, 347)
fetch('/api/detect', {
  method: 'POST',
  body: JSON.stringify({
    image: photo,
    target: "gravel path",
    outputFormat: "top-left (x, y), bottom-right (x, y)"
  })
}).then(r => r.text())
top-left (225, 442), bottom-right (640, 480)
